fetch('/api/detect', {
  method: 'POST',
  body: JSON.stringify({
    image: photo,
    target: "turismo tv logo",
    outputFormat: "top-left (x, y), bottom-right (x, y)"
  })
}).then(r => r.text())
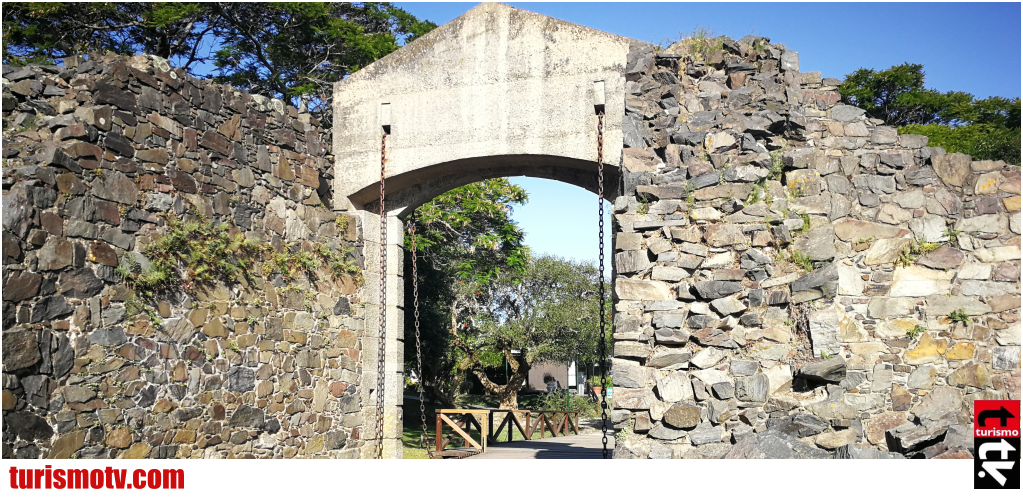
top-left (974, 400), bottom-right (1020, 489)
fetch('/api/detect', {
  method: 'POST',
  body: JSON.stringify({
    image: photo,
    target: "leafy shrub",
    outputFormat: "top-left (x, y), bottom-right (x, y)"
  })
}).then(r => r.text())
top-left (906, 324), bottom-right (926, 340)
top-left (522, 390), bottom-right (602, 419)
top-left (119, 215), bottom-right (262, 297)
top-left (900, 123), bottom-right (1020, 165)
top-left (947, 308), bottom-right (971, 325)
top-left (894, 239), bottom-right (941, 267)
top-left (118, 213), bottom-right (363, 303)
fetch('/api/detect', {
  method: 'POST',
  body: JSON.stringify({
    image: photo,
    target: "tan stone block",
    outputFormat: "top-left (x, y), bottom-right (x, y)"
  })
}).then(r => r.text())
top-left (864, 412), bottom-right (908, 446)
top-left (975, 172), bottom-right (1003, 195)
top-left (203, 317), bottom-right (227, 338)
top-left (891, 384), bottom-right (913, 411)
top-left (285, 330), bottom-right (308, 345)
top-left (848, 342), bottom-right (886, 355)
top-left (172, 362), bottom-right (188, 382)
top-left (119, 443), bottom-right (151, 459)
top-left (1004, 196), bottom-right (1021, 212)
top-left (106, 428), bottom-right (133, 449)
top-left (210, 301), bottom-right (229, 315)
top-left (1, 390), bottom-right (16, 410)
top-left (154, 399), bottom-right (176, 413)
top-left (948, 362), bottom-right (991, 388)
top-left (256, 380), bottom-right (274, 398)
top-left (904, 333), bottom-right (944, 365)
top-left (173, 430), bottom-right (196, 444)
top-left (945, 342), bottom-right (975, 360)
top-left (47, 430), bottom-right (87, 459)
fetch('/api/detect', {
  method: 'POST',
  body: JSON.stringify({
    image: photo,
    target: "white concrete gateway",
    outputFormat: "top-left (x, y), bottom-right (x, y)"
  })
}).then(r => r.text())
top-left (333, 3), bottom-right (639, 458)
top-left (333, 2), bottom-right (636, 216)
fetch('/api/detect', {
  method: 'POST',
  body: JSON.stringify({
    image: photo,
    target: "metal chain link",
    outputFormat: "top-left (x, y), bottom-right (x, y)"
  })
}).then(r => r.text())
top-left (374, 132), bottom-right (388, 459)
top-left (596, 110), bottom-right (609, 459)
top-left (408, 223), bottom-right (431, 450)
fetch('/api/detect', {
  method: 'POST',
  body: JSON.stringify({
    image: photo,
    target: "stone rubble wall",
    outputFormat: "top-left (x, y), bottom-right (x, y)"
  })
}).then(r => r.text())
top-left (611, 37), bottom-right (1020, 459)
top-left (2, 53), bottom-right (367, 459)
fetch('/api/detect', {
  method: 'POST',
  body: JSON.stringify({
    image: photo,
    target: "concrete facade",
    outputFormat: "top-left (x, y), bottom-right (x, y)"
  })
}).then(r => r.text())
top-left (333, 2), bottom-right (633, 216)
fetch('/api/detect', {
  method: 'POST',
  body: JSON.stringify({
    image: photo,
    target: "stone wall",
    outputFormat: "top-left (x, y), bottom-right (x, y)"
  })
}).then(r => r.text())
top-left (611, 37), bottom-right (1020, 459)
top-left (3, 27), bottom-right (1020, 462)
top-left (2, 53), bottom-right (367, 459)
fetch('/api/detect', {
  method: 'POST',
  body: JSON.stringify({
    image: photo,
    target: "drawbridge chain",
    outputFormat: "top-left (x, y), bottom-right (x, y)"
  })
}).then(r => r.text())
top-left (374, 131), bottom-right (388, 459)
top-left (408, 223), bottom-right (432, 452)
top-left (596, 109), bottom-right (609, 459)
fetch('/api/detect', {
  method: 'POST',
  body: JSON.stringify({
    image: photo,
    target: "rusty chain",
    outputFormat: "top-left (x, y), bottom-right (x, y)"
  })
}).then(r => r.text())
top-left (374, 132), bottom-right (388, 459)
top-left (596, 109), bottom-right (609, 459)
top-left (408, 223), bottom-right (431, 450)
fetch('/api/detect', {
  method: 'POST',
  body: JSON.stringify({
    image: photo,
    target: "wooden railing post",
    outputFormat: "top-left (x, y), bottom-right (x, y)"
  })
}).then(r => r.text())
top-left (488, 411), bottom-right (494, 444)
top-left (435, 414), bottom-right (443, 453)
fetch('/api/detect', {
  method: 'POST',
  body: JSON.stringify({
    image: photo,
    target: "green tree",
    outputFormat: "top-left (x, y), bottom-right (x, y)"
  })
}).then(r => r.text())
top-left (455, 255), bottom-right (609, 409)
top-left (2, 2), bottom-right (222, 70)
top-left (2, 2), bottom-right (436, 121)
top-left (839, 63), bottom-right (1020, 164)
top-left (838, 63), bottom-right (973, 126)
top-left (899, 122), bottom-right (1021, 166)
top-left (403, 179), bottom-right (529, 408)
top-left (210, 3), bottom-right (435, 118)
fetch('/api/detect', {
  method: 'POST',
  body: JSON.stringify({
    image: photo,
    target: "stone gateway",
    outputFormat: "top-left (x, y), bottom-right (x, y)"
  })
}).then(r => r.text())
top-left (2, 3), bottom-right (1019, 460)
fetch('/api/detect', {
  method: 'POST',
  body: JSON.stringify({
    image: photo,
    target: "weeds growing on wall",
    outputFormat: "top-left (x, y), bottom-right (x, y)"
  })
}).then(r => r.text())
top-left (788, 250), bottom-right (815, 273)
top-left (117, 212), bottom-right (363, 306)
top-left (769, 151), bottom-right (784, 180)
top-left (947, 308), bottom-right (971, 325)
top-left (906, 324), bottom-right (926, 340)
top-left (894, 239), bottom-right (941, 267)
top-left (672, 26), bottom-right (725, 63)
top-left (116, 215), bottom-right (263, 297)
top-left (748, 176), bottom-right (772, 205)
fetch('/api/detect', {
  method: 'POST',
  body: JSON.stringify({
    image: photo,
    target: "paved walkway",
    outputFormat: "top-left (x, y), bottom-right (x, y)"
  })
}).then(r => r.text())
top-left (466, 433), bottom-right (615, 459)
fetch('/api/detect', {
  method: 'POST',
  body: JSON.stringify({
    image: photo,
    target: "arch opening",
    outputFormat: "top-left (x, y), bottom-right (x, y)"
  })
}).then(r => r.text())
top-left (394, 175), bottom-right (615, 456)
top-left (348, 154), bottom-right (621, 219)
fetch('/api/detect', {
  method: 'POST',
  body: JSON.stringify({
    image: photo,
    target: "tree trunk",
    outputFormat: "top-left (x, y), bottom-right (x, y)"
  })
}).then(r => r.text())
top-left (470, 351), bottom-right (529, 410)
top-left (497, 384), bottom-right (518, 410)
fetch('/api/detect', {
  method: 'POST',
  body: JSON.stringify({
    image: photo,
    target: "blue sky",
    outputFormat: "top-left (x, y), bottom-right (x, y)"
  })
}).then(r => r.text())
top-left (394, 2), bottom-right (1022, 269)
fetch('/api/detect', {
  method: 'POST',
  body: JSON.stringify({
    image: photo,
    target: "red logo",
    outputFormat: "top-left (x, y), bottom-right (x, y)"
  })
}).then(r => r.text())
top-left (975, 400), bottom-right (1021, 438)
top-left (974, 400), bottom-right (1020, 489)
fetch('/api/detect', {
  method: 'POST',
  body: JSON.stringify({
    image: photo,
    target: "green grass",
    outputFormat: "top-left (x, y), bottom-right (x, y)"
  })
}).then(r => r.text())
top-left (402, 401), bottom-right (443, 459)
top-left (770, 151), bottom-right (783, 180)
top-left (673, 26), bottom-right (725, 63)
top-left (798, 212), bottom-right (811, 234)
top-left (943, 229), bottom-right (960, 245)
top-left (788, 250), bottom-right (814, 273)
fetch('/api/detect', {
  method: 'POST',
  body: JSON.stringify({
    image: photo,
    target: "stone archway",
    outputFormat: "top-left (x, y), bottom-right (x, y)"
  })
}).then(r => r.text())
top-left (332, 3), bottom-right (639, 458)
